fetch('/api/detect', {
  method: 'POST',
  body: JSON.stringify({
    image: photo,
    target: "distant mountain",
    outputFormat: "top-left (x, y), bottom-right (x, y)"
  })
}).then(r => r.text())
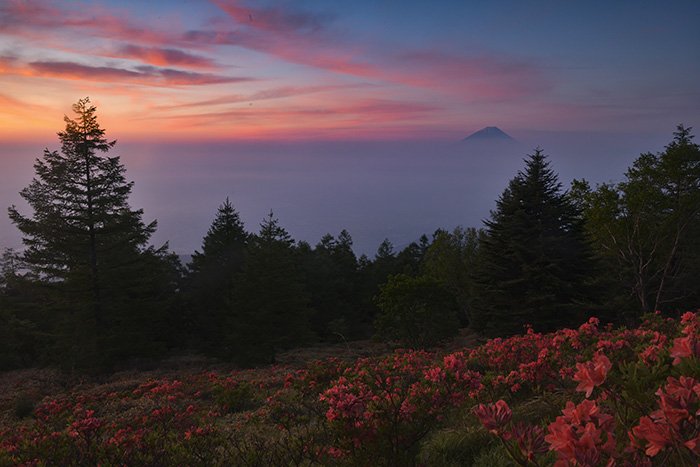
top-left (463, 126), bottom-right (515, 142)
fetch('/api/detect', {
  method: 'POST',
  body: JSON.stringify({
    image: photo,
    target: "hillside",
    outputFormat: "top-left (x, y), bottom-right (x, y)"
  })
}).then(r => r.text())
top-left (0, 313), bottom-right (698, 466)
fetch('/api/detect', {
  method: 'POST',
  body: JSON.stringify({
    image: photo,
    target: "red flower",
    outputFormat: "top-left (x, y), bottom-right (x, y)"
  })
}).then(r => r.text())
top-left (684, 435), bottom-right (700, 456)
top-left (631, 416), bottom-right (673, 457)
top-left (509, 423), bottom-right (548, 461)
top-left (546, 417), bottom-right (575, 458)
top-left (473, 400), bottom-right (512, 434)
top-left (669, 336), bottom-right (699, 365)
top-left (629, 376), bottom-right (700, 459)
top-left (546, 400), bottom-right (616, 466)
top-left (573, 353), bottom-right (612, 398)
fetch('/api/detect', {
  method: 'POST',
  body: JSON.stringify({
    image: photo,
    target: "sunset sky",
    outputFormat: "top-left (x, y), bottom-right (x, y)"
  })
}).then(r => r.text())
top-left (1, 0), bottom-right (698, 141)
top-left (1, 0), bottom-right (699, 255)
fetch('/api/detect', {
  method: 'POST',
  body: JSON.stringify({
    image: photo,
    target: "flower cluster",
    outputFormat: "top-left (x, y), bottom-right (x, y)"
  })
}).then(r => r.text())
top-left (572, 352), bottom-right (612, 398)
top-left (0, 310), bottom-right (698, 466)
top-left (473, 400), bottom-right (548, 464)
top-left (669, 312), bottom-right (700, 365)
top-left (319, 349), bottom-right (482, 463)
top-left (470, 311), bottom-right (699, 466)
top-left (473, 399), bottom-right (512, 435)
top-left (545, 400), bottom-right (616, 466)
top-left (631, 376), bottom-right (700, 458)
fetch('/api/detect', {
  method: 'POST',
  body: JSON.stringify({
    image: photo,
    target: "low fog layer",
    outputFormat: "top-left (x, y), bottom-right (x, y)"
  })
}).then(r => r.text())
top-left (0, 131), bottom-right (673, 256)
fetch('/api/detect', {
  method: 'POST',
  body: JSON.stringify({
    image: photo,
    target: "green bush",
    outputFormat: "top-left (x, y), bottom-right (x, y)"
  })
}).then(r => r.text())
top-left (214, 380), bottom-right (258, 413)
top-left (375, 274), bottom-right (459, 348)
top-left (418, 427), bottom-right (494, 466)
top-left (472, 442), bottom-right (516, 467)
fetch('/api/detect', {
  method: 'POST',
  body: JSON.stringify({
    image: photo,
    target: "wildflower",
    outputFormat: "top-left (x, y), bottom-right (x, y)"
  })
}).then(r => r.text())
top-left (669, 335), bottom-right (699, 365)
top-left (546, 400), bottom-right (615, 466)
top-left (508, 423), bottom-right (548, 461)
top-left (629, 376), bottom-right (700, 458)
top-left (631, 416), bottom-right (672, 457)
top-left (684, 435), bottom-right (700, 456)
top-left (473, 400), bottom-right (512, 434)
top-left (573, 353), bottom-right (612, 398)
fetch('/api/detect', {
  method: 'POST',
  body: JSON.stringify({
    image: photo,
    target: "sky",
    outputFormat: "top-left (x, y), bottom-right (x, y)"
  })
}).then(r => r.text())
top-left (1, 0), bottom-right (699, 255)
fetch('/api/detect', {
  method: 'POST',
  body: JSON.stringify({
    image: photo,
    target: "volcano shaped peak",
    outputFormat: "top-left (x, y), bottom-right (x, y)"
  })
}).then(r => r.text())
top-left (463, 126), bottom-right (515, 142)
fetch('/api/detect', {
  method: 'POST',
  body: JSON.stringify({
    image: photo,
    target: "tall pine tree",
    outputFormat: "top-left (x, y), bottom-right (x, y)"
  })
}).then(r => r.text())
top-left (472, 149), bottom-right (596, 335)
top-left (8, 98), bottom-right (176, 370)
top-left (301, 230), bottom-right (361, 340)
top-left (186, 198), bottom-right (248, 354)
top-left (226, 212), bottom-right (312, 366)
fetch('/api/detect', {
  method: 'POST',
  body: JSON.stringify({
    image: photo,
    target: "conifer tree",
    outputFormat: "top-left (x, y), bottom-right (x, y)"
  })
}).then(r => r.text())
top-left (186, 198), bottom-right (248, 353)
top-left (472, 149), bottom-right (596, 335)
top-left (227, 212), bottom-right (312, 366)
top-left (190, 198), bottom-right (248, 274)
top-left (0, 249), bottom-right (43, 368)
top-left (8, 98), bottom-right (176, 369)
top-left (302, 230), bottom-right (360, 340)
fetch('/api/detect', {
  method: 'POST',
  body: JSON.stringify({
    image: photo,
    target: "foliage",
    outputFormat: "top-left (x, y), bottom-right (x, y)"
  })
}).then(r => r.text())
top-left (0, 311), bottom-right (699, 465)
top-left (375, 274), bottom-right (460, 348)
top-left (418, 427), bottom-right (495, 466)
top-left (473, 149), bottom-right (598, 335)
top-left (6, 98), bottom-right (178, 370)
top-left (226, 211), bottom-right (313, 366)
top-left (185, 198), bottom-right (248, 355)
top-left (300, 230), bottom-right (363, 340)
top-left (423, 226), bottom-right (484, 325)
top-left (572, 125), bottom-right (700, 317)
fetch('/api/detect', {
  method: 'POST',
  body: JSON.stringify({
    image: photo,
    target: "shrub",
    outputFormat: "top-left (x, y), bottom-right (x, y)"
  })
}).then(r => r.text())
top-left (418, 427), bottom-right (494, 466)
top-left (375, 274), bottom-right (459, 348)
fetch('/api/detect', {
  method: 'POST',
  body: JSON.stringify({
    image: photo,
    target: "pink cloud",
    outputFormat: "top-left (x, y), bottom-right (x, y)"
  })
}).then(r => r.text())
top-left (159, 83), bottom-right (372, 109)
top-left (204, 2), bottom-right (546, 101)
top-left (388, 51), bottom-right (550, 100)
top-left (0, 92), bottom-right (49, 113)
top-left (154, 98), bottom-right (438, 129)
top-left (189, 1), bottom-right (379, 78)
top-left (0, 0), bottom-right (558, 140)
top-left (212, 0), bottom-right (332, 34)
top-left (1, 0), bottom-right (548, 103)
top-left (181, 27), bottom-right (378, 78)
top-left (109, 45), bottom-right (218, 70)
top-left (26, 61), bottom-right (252, 86)
top-left (147, 97), bottom-right (446, 140)
top-left (0, 0), bottom-right (174, 45)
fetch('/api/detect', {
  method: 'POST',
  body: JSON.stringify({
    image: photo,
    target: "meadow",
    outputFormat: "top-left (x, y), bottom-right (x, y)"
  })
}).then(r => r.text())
top-left (1, 311), bottom-right (697, 466)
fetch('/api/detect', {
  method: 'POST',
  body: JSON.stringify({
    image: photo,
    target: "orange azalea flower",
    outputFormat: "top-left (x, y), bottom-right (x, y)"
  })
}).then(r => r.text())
top-left (546, 400), bottom-right (616, 466)
top-left (473, 400), bottom-right (512, 434)
top-left (631, 416), bottom-right (673, 457)
top-left (669, 336), bottom-right (699, 365)
top-left (684, 435), bottom-right (700, 456)
top-left (573, 353), bottom-right (612, 398)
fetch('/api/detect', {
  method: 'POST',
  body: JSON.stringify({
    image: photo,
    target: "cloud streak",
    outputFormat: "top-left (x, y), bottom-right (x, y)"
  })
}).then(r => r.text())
top-left (0, 0), bottom-right (564, 139)
top-left (203, 2), bottom-right (546, 101)
top-left (12, 60), bottom-right (252, 86)
top-left (213, 0), bottom-right (333, 34)
top-left (0, 0), bottom-right (174, 45)
top-left (109, 45), bottom-right (218, 70)
top-left (1, 0), bottom-right (546, 102)
top-left (159, 83), bottom-right (373, 109)
top-left (154, 98), bottom-right (438, 130)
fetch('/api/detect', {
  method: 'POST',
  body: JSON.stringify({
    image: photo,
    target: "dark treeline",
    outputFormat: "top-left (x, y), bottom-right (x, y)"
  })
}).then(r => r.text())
top-left (1, 98), bottom-right (699, 372)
